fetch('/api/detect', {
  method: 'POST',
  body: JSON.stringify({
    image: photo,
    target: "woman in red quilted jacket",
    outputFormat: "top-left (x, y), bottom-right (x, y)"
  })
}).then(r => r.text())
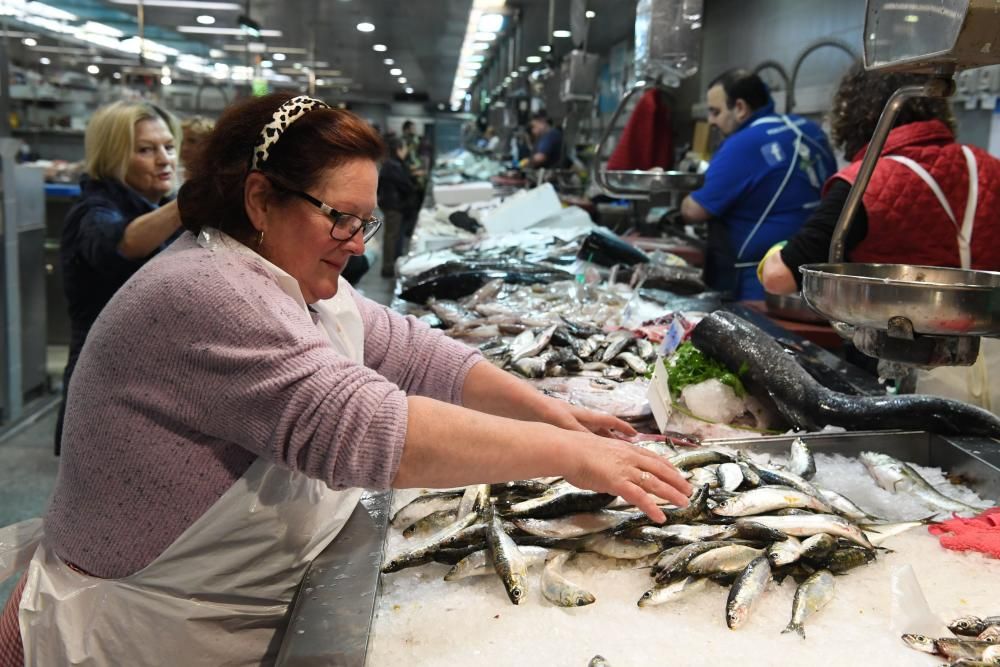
top-left (760, 63), bottom-right (1000, 413)
top-left (760, 63), bottom-right (1000, 292)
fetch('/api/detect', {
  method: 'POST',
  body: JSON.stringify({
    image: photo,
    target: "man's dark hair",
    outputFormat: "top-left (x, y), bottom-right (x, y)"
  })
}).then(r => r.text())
top-left (708, 69), bottom-right (770, 111)
top-left (402, 120), bottom-right (414, 131)
top-left (530, 110), bottom-right (551, 123)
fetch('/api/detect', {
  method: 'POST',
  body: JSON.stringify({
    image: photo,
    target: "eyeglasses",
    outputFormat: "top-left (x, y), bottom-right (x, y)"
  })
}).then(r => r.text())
top-left (263, 174), bottom-right (381, 243)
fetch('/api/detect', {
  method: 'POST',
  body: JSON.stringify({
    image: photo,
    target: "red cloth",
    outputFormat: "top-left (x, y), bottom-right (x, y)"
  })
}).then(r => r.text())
top-left (928, 507), bottom-right (1000, 558)
top-left (0, 573), bottom-right (26, 667)
top-left (831, 120), bottom-right (1000, 270)
top-left (606, 89), bottom-right (674, 171)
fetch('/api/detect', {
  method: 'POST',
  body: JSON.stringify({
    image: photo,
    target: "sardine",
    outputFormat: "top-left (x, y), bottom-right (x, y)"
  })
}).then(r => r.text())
top-left (951, 617), bottom-right (1000, 637)
top-left (603, 365), bottom-right (629, 380)
top-left (486, 505), bottom-right (529, 605)
top-left (862, 519), bottom-right (929, 547)
top-left (742, 458), bottom-right (824, 499)
top-left (511, 324), bottom-right (558, 362)
top-left (443, 546), bottom-right (551, 581)
top-left (860, 451), bottom-right (988, 516)
top-left (653, 540), bottom-right (733, 584)
top-left (582, 534), bottom-right (663, 560)
top-left (506, 482), bottom-right (617, 519)
top-left (588, 656), bottom-right (613, 667)
top-left (800, 533), bottom-right (838, 561)
top-left (734, 514), bottom-right (874, 549)
top-left (687, 544), bottom-right (765, 576)
top-left (512, 356), bottom-right (547, 378)
top-left (637, 575), bottom-right (708, 608)
top-left (382, 511), bottom-right (480, 573)
top-left (457, 483), bottom-right (490, 518)
top-left (669, 449), bottom-right (734, 470)
top-left (601, 330), bottom-right (634, 363)
top-left (787, 437), bottom-right (816, 480)
top-left (403, 509), bottom-right (459, 538)
top-left (767, 534), bottom-right (804, 567)
top-left (541, 551), bottom-right (595, 607)
top-left (782, 569), bottom-right (835, 638)
top-left (738, 461), bottom-right (762, 488)
top-left (691, 311), bottom-right (1000, 438)
top-left (390, 491), bottom-right (463, 530)
top-left (979, 626), bottom-right (1000, 643)
top-left (817, 487), bottom-right (881, 523)
top-left (902, 633), bottom-right (939, 654)
top-left (717, 462), bottom-right (745, 492)
top-left (616, 351), bottom-right (648, 375)
top-left (712, 486), bottom-right (834, 517)
top-left (823, 546), bottom-right (876, 574)
top-left (726, 556), bottom-right (772, 629)
top-left (512, 510), bottom-right (632, 539)
top-left (636, 338), bottom-right (656, 362)
top-left (689, 466), bottom-right (720, 489)
top-left (630, 523), bottom-right (737, 544)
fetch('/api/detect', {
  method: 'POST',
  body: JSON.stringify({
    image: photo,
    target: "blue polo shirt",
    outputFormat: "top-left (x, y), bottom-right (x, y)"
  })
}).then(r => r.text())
top-left (690, 100), bottom-right (836, 300)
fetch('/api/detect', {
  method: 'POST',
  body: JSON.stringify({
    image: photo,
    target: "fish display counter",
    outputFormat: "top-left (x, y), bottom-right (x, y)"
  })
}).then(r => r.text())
top-left (276, 430), bottom-right (1000, 666)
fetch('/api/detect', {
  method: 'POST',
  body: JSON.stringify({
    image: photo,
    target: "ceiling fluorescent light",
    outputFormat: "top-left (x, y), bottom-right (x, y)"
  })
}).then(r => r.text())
top-left (81, 21), bottom-right (124, 37)
top-left (109, 0), bottom-right (241, 9)
top-left (196, 15), bottom-right (215, 25)
top-left (552, 29), bottom-right (571, 38)
top-left (177, 26), bottom-right (281, 36)
top-left (373, 43), bottom-right (387, 52)
top-left (26, 2), bottom-right (77, 21)
top-left (478, 13), bottom-right (504, 32)
top-left (356, 22), bottom-right (374, 32)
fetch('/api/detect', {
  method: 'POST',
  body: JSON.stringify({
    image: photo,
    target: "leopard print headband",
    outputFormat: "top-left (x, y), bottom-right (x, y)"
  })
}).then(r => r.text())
top-left (251, 95), bottom-right (329, 170)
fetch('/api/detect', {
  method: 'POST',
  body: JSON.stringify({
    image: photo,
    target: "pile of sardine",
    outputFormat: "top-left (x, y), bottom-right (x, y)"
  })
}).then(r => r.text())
top-left (419, 278), bottom-right (661, 381)
top-left (381, 440), bottom-right (989, 637)
top-left (903, 615), bottom-right (1000, 665)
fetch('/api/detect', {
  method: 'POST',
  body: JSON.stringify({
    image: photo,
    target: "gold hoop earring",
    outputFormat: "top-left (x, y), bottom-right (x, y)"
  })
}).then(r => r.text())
top-left (256, 229), bottom-right (265, 249)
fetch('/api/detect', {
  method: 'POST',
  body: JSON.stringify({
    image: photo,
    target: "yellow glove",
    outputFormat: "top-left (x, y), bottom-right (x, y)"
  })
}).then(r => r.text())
top-left (756, 241), bottom-right (787, 284)
top-left (518, 158), bottom-right (531, 169)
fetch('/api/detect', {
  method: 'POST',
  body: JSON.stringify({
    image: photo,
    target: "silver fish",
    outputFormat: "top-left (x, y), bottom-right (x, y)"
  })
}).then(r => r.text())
top-left (860, 451), bottom-right (988, 516)
top-left (902, 633), bottom-right (939, 654)
top-left (631, 523), bottom-right (737, 544)
top-left (457, 483), bottom-right (490, 518)
top-left (512, 510), bottom-right (632, 539)
top-left (653, 541), bottom-right (732, 583)
top-left (382, 511), bottom-right (480, 573)
top-left (390, 491), bottom-right (462, 530)
top-left (616, 351), bottom-right (648, 375)
top-left (817, 487), bottom-right (881, 522)
top-left (712, 486), bottom-right (834, 517)
top-left (738, 461), bottom-right (762, 488)
top-left (689, 466), bottom-right (721, 489)
top-left (588, 656), bottom-right (613, 667)
top-left (933, 639), bottom-right (1000, 661)
top-left (638, 575), bottom-right (708, 608)
top-left (980, 627), bottom-right (1000, 643)
top-left (581, 361), bottom-right (610, 371)
top-left (799, 533), bottom-right (838, 561)
top-left (734, 514), bottom-right (874, 549)
top-left (950, 617), bottom-right (1000, 637)
top-left (687, 544), bottom-right (765, 576)
top-left (787, 437), bottom-right (816, 480)
top-left (512, 356), bottom-right (547, 378)
top-left (506, 481), bottom-right (616, 519)
top-left (402, 509), bottom-right (459, 539)
top-left (541, 551), bottom-right (595, 607)
top-left (669, 449), bottom-right (734, 470)
top-left (717, 462), bottom-right (745, 492)
top-left (583, 534), bottom-right (663, 560)
top-left (726, 556), bottom-right (772, 629)
top-left (782, 569), bottom-right (835, 638)
top-left (511, 323), bottom-right (558, 362)
top-left (601, 330), bottom-right (634, 363)
top-left (745, 459), bottom-right (824, 499)
top-left (603, 365), bottom-right (629, 380)
top-left (443, 546), bottom-right (551, 581)
top-left (486, 505), bottom-right (529, 605)
top-left (636, 337), bottom-right (656, 362)
top-left (767, 534), bottom-right (804, 567)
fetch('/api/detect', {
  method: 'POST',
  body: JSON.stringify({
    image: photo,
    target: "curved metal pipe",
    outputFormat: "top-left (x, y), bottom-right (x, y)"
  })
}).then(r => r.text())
top-left (751, 60), bottom-right (791, 113)
top-left (829, 73), bottom-right (955, 262)
top-left (591, 80), bottom-right (658, 198)
top-left (788, 39), bottom-right (859, 113)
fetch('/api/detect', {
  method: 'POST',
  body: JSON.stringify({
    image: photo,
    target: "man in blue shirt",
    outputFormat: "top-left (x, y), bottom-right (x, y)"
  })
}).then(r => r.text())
top-left (681, 69), bottom-right (836, 300)
top-left (522, 110), bottom-right (566, 169)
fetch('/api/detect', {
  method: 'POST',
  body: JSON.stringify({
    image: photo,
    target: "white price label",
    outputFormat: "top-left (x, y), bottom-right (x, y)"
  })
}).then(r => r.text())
top-left (646, 357), bottom-right (673, 434)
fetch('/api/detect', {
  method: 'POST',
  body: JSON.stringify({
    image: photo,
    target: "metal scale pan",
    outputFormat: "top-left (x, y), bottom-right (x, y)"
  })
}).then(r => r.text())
top-left (800, 0), bottom-right (1000, 367)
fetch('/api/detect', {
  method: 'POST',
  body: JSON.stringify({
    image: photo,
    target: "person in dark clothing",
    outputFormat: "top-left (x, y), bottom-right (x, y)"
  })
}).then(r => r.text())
top-left (521, 110), bottom-right (566, 169)
top-left (56, 101), bottom-right (183, 454)
top-left (377, 136), bottom-right (416, 277)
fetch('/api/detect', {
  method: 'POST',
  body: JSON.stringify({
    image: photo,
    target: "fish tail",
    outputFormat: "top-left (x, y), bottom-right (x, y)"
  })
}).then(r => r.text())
top-left (781, 622), bottom-right (805, 639)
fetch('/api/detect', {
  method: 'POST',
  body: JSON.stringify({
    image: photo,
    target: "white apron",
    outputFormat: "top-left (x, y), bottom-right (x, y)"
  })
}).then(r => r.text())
top-left (17, 228), bottom-right (366, 666)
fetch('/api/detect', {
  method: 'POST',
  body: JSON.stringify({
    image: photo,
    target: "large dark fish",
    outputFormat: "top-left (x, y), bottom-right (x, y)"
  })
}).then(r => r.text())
top-left (690, 311), bottom-right (1000, 438)
top-left (399, 262), bottom-right (572, 304)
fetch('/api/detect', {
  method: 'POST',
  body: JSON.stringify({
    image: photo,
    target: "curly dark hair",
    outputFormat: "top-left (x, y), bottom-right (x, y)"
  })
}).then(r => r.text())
top-left (830, 63), bottom-right (956, 159)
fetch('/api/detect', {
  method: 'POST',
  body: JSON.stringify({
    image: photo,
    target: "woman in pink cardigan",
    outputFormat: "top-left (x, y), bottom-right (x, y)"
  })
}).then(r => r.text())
top-left (0, 94), bottom-right (690, 666)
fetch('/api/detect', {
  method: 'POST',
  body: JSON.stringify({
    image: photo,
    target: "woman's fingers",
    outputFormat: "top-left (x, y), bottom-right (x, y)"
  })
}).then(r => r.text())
top-left (617, 481), bottom-right (666, 523)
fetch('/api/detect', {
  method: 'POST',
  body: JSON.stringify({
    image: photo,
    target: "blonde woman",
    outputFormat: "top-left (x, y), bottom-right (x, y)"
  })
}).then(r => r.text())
top-left (179, 115), bottom-right (215, 178)
top-left (56, 100), bottom-right (183, 454)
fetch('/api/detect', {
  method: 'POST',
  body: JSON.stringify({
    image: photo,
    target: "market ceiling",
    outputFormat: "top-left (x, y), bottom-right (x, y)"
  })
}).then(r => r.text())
top-left (4, 0), bottom-right (636, 104)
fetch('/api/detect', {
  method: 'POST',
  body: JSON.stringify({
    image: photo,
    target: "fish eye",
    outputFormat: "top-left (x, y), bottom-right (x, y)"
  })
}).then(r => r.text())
top-left (512, 587), bottom-right (523, 599)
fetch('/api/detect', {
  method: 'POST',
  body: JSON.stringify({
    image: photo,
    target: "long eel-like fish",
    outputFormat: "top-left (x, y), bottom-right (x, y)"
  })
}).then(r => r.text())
top-left (690, 311), bottom-right (1000, 438)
